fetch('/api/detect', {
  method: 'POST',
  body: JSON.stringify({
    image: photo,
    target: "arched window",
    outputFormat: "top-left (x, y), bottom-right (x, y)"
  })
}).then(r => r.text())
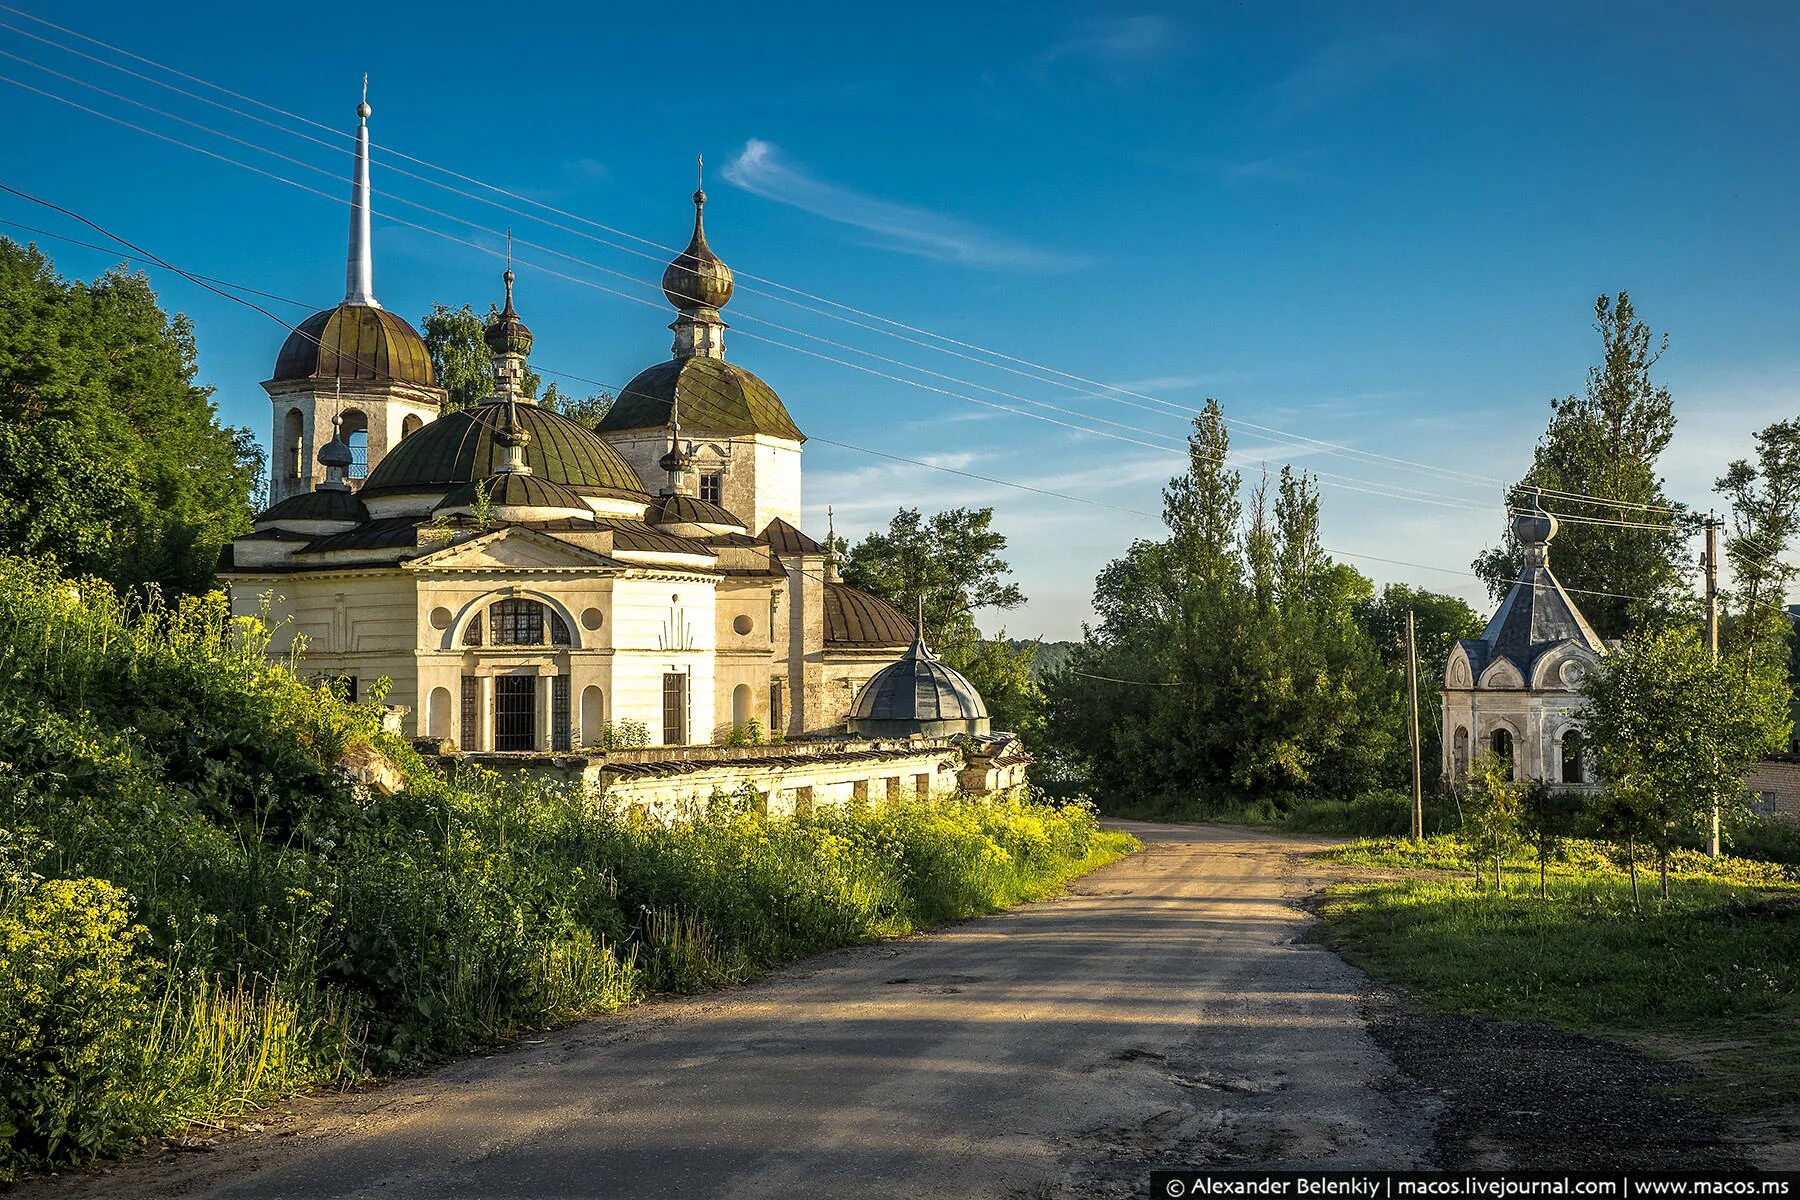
top-left (580, 686), bottom-right (604, 747)
top-left (1561, 730), bottom-right (1585, 784)
top-left (487, 599), bottom-right (573, 647)
top-left (285, 408), bottom-right (306, 479)
top-left (401, 413), bottom-right (424, 440)
top-left (339, 408), bottom-right (370, 479)
top-left (464, 613), bottom-right (483, 647)
top-left (1452, 726), bottom-right (1470, 779)
top-left (1490, 728), bottom-right (1515, 778)
top-left (732, 683), bottom-right (752, 727)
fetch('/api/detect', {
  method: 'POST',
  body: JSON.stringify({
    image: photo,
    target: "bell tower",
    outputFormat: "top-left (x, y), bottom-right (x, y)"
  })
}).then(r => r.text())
top-left (262, 82), bottom-right (445, 505)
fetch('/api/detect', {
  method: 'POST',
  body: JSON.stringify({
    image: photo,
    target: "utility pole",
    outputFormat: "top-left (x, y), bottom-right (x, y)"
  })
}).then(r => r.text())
top-left (1406, 609), bottom-right (1423, 841)
top-left (1704, 512), bottom-right (1722, 857)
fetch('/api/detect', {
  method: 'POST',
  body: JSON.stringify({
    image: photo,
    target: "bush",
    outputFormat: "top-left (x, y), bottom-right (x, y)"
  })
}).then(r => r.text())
top-left (1725, 814), bottom-right (1800, 867)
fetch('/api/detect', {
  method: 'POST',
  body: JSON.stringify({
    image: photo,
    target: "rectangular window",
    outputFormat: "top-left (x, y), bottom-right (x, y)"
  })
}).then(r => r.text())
top-left (852, 779), bottom-right (869, 803)
top-left (794, 786), bottom-right (814, 818)
top-left (885, 777), bottom-right (901, 802)
top-left (494, 675), bottom-right (537, 751)
top-left (915, 773), bottom-right (931, 797)
top-left (769, 680), bottom-right (785, 738)
top-left (662, 672), bottom-right (688, 745)
top-left (460, 675), bottom-right (479, 750)
top-left (700, 472), bottom-right (723, 504)
top-left (551, 675), bottom-right (571, 752)
top-left (1753, 791), bottom-right (1779, 818)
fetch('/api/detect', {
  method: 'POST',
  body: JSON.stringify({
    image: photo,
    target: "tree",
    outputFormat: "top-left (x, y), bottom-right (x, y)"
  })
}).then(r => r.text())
top-left (1715, 418), bottom-right (1800, 673)
top-left (0, 240), bottom-right (260, 594)
top-left (420, 303), bottom-right (540, 410)
top-left (1519, 781), bottom-right (1584, 899)
top-left (1354, 584), bottom-right (1484, 785)
top-left (1580, 626), bottom-right (1790, 899)
top-left (839, 506), bottom-right (1038, 736)
top-left (539, 381), bottom-right (613, 426)
top-left (1473, 293), bottom-right (1690, 639)
top-left (1461, 753), bottom-right (1523, 889)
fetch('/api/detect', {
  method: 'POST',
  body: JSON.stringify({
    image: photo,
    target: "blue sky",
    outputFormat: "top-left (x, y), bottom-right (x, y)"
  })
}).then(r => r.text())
top-left (4, 2), bottom-right (1799, 639)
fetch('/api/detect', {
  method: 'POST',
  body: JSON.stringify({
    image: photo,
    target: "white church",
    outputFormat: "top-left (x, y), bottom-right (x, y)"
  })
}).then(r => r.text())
top-left (222, 96), bottom-right (993, 758)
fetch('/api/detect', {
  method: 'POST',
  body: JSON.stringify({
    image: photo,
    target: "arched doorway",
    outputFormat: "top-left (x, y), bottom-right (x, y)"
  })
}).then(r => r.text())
top-left (1452, 726), bottom-right (1470, 779)
top-left (1561, 730), bottom-right (1586, 784)
top-left (339, 408), bottom-right (370, 480)
top-left (427, 686), bottom-right (452, 740)
top-left (1489, 727), bottom-right (1515, 779)
top-left (284, 408), bottom-right (306, 481)
top-left (401, 413), bottom-right (423, 440)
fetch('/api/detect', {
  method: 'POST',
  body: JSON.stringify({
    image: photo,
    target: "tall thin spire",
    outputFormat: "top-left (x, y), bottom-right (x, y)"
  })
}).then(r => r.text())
top-left (344, 76), bottom-right (380, 308)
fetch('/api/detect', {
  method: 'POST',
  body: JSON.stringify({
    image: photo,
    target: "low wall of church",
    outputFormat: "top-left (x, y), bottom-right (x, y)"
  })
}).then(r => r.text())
top-left (451, 735), bottom-right (1031, 824)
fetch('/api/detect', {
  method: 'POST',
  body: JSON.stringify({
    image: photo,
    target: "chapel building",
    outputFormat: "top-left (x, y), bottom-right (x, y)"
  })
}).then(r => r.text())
top-left (1441, 498), bottom-right (1605, 788)
top-left (221, 98), bottom-right (918, 753)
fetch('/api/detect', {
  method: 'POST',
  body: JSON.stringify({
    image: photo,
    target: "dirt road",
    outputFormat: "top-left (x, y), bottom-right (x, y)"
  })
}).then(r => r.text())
top-left (45, 822), bottom-right (1435, 1198)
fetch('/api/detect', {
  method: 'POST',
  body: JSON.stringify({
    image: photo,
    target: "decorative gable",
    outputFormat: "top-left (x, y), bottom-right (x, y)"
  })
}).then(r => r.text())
top-left (407, 526), bottom-right (624, 572)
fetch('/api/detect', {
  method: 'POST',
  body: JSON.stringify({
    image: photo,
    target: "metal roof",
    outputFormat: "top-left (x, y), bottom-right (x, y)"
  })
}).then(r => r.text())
top-left (825, 583), bottom-right (914, 647)
top-left (437, 472), bottom-right (594, 513)
top-left (361, 402), bottom-right (648, 499)
top-left (649, 493), bottom-right (745, 529)
top-left (758, 517), bottom-right (822, 556)
top-left (271, 303), bottom-right (436, 386)
top-left (597, 356), bottom-right (805, 442)
top-left (849, 637), bottom-right (988, 724)
top-left (255, 489), bottom-right (368, 524)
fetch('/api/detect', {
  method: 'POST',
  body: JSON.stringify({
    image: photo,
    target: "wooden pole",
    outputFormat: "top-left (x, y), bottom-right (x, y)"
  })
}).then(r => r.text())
top-left (1705, 513), bottom-right (1722, 857)
top-left (1407, 609), bottom-right (1423, 840)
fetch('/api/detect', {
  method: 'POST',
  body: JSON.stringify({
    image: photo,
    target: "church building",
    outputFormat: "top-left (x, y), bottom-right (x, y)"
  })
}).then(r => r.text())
top-left (221, 97), bottom-right (926, 754)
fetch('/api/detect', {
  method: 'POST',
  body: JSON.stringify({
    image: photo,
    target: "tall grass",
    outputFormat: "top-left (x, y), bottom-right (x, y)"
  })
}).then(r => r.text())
top-left (0, 556), bottom-right (1133, 1180)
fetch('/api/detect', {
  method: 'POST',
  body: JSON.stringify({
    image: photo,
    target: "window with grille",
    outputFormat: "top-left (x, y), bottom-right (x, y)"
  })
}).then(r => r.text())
top-left (494, 675), bottom-right (536, 751)
top-left (550, 611), bottom-right (571, 646)
top-left (700, 472), bottom-right (723, 504)
top-left (460, 675), bottom-right (479, 749)
top-left (552, 675), bottom-right (571, 752)
top-left (492, 599), bottom-right (545, 645)
top-left (464, 614), bottom-right (484, 647)
top-left (769, 680), bottom-right (785, 738)
top-left (662, 672), bottom-right (688, 745)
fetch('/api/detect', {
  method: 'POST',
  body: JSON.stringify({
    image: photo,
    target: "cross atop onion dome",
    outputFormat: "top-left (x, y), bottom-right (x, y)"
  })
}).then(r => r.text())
top-left (662, 157), bottom-right (735, 315)
top-left (485, 250), bottom-right (536, 404)
top-left (1511, 488), bottom-right (1559, 567)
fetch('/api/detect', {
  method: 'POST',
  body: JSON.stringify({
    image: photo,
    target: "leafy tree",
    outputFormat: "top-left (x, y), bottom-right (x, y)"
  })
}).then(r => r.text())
top-left (1354, 584), bottom-right (1484, 784)
top-left (1715, 418), bottom-right (1800, 673)
top-left (1580, 626), bottom-right (1790, 899)
top-left (1461, 753), bottom-right (1523, 889)
top-left (0, 239), bottom-right (260, 594)
top-left (539, 381), bottom-right (613, 426)
top-left (420, 302), bottom-right (541, 409)
top-left (839, 506), bottom-right (1039, 736)
top-left (1473, 293), bottom-right (1690, 638)
top-left (1518, 781), bottom-right (1584, 899)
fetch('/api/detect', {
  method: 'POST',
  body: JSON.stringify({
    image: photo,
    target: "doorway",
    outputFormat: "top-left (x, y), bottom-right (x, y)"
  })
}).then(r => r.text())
top-left (495, 675), bottom-right (537, 751)
top-left (662, 672), bottom-right (688, 745)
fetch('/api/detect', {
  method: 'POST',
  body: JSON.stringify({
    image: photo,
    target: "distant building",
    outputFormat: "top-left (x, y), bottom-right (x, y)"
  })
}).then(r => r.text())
top-left (1441, 499), bottom-right (1605, 788)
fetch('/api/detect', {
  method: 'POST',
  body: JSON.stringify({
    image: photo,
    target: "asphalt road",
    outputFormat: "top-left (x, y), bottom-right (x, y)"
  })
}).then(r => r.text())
top-left (44, 822), bottom-right (1434, 1199)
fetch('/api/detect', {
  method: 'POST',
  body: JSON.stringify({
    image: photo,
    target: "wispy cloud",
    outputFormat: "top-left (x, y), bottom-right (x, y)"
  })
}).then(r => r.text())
top-left (723, 139), bottom-right (1091, 272)
top-left (1037, 15), bottom-right (1179, 70)
top-left (1267, 31), bottom-right (1436, 120)
top-left (564, 156), bottom-right (609, 181)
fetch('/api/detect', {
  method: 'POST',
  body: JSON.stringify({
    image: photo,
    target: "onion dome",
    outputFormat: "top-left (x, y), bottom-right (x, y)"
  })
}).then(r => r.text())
top-left (484, 269), bottom-right (534, 359)
top-left (254, 488), bottom-right (369, 526)
top-left (848, 631), bottom-right (990, 738)
top-left (661, 182), bottom-right (734, 313)
top-left (271, 304), bottom-right (436, 386)
top-left (361, 401), bottom-right (648, 501)
top-left (1511, 493), bottom-right (1559, 550)
top-left (825, 584), bottom-right (914, 648)
top-left (434, 472), bottom-right (595, 522)
top-left (600, 357), bottom-right (804, 442)
top-left (647, 492), bottom-right (746, 536)
top-left (317, 429), bottom-right (354, 474)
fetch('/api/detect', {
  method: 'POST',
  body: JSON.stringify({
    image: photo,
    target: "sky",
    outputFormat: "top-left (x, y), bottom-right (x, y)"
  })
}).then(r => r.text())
top-left (3, 2), bottom-right (1799, 639)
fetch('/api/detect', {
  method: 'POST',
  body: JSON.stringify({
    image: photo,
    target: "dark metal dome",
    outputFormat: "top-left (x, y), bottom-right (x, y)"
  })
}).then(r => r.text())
top-left (361, 401), bottom-right (648, 499)
top-left (848, 635), bottom-right (990, 737)
top-left (483, 270), bottom-right (534, 358)
top-left (254, 489), bottom-right (368, 525)
top-left (661, 188), bottom-right (734, 312)
top-left (271, 303), bottom-right (436, 386)
top-left (435, 472), bottom-right (594, 516)
top-left (825, 584), bottom-right (914, 647)
top-left (599, 356), bottom-right (804, 442)
top-left (648, 492), bottom-right (744, 530)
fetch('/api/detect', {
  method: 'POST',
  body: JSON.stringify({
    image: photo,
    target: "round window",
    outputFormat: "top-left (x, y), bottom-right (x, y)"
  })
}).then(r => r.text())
top-left (581, 607), bottom-right (604, 631)
top-left (733, 614), bottom-right (753, 635)
top-left (429, 606), bottom-right (453, 629)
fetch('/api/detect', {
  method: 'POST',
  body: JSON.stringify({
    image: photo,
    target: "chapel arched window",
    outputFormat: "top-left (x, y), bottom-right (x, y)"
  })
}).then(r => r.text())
top-left (1561, 730), bottom-right (1585, 784)
top-left (483, 599), bottom-right (571, 647)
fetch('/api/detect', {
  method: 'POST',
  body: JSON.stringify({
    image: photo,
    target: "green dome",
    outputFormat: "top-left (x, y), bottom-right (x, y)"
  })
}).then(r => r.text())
top-left (272, 303), bottom-right (435, 387)
top-left (598, 357), bottom-right (804, 442)
top-left (255, 488), bottom-right (368, 524)
top-left (361, 402), bottom-right (648, 499)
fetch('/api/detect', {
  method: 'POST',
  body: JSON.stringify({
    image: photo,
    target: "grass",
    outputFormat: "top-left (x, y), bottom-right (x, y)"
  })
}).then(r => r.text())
top-left (1315, 835), bottom-right (1800, 1107)
top-left (0, 555), bottom-right (1137, 1180)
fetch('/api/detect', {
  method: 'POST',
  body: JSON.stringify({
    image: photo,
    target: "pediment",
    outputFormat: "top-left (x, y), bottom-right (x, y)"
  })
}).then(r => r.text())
top-left (1445, 644), bottom-right (1474, 689)
top-left (408, 526), bottom-right (623, 572)
top-left (1477, 657), bottom-right (1525, 689)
